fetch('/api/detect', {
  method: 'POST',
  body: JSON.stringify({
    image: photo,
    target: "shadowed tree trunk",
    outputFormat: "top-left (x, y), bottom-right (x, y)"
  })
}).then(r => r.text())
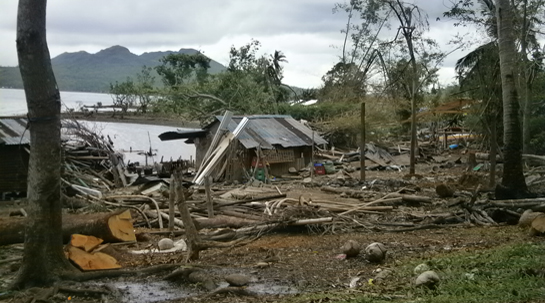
top-left (11, 0), bottom-right (78, 289)
top-left (495, 0), bottom-right (529, 198)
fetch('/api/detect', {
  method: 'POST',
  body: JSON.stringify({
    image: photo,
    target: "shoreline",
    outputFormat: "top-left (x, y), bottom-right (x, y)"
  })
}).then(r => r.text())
top-left (2, 112), bottom-right (203, 129)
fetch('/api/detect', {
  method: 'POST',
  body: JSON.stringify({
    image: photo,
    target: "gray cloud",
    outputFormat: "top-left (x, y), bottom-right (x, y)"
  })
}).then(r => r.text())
top-left (0, 0), bottom-right (479, 88)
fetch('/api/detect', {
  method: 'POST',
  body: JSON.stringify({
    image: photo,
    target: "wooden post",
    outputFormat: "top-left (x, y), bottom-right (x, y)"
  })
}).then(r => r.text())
top-left (360, 102), bottom-right (366, 181)
top-left (174, 168), bottom-right (201, 262)
top-left (258, 146), bottom-right (269, 184)
top-left (311, 131), bottom-right (315, 182)
top-left (168, 174), bottom-right (175, 232)
top-left (444, 130), bottom-right (448, 150)
top-left (205, 176), bottom-right (214, 218)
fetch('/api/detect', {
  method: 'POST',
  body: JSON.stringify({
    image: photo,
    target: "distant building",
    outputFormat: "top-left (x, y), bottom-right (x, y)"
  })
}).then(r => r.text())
top-left (159, 115), bottom-right (327, 182)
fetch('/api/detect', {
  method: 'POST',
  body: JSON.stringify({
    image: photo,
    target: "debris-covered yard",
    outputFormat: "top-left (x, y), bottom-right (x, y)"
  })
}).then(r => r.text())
top-left (1, 119), bottom-right (545, 303)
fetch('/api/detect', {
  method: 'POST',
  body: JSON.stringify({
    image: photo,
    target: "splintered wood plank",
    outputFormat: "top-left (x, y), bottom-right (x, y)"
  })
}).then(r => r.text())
top-left (108, 209), bottom-right (136, 242)
top-left (70, 234), bottom-right (103, 252)
top-left (67, 246), bottom-right (121, 271)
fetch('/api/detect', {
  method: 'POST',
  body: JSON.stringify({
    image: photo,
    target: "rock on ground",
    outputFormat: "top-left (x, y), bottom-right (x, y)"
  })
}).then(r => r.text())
top-left (413, 263), bottom-right (430, 275)
top-left (225, 274), bottom-right (251, 286)
top-left (158, 238), bottom-right (174, 250)
top-left (341, 240), bottom-right (360, 258)
top-left (365, 242), bottom-right (386, 263)
top-left (415, 270), bottom-right (440, 288)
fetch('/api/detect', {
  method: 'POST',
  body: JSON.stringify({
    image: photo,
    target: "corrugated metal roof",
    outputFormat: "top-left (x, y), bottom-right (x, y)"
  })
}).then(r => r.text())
top-left (0, 118), bottom-right (30, 145)
top-left (216, 115), bottom-right (327, 149)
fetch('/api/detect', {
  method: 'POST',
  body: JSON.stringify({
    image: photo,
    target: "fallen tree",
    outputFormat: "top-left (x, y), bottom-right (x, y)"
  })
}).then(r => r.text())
top-left (0, 209), bottom-right (135, 246)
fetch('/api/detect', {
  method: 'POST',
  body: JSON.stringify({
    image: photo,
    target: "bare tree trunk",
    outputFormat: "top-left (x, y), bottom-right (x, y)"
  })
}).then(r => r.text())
top-left (12, 0), bottom-right (78, 289)
top-left (407, 37), bottom-right (418, 175)
top-left (389, 1), bottom-right (418, 175)
top-left (495, 0), bottom-right (529, 197)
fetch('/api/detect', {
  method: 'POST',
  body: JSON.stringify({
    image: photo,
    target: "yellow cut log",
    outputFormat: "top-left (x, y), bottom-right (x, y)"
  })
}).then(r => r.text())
top-left (108, 210), bottom-right (137, 242)
top-left (70, 234), bottom-right (103, 252)
top-left (67, 245), bottom-right (121, 271)
top-left (530, 215), bottom-right (545, 236)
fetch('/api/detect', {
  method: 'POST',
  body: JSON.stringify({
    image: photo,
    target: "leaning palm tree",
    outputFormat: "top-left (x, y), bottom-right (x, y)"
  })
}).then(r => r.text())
top-left (267, 50), bottom-right (287, 86)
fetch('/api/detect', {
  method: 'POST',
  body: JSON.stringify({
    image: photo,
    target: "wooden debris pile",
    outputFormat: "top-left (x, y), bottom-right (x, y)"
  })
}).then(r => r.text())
top-left (61, 120), bottom-right (127, 196)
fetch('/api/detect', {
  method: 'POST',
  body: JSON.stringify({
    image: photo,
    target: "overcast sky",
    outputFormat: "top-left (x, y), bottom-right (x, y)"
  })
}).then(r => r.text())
top-left (0, 0), bottom-right (480, 89)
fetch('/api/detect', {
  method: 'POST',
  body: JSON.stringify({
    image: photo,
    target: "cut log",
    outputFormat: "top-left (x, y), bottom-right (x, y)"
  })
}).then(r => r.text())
top-left (195, 215), bottom-right (258, 229)
top-left (70, 234), bottom-right (103, 252)
top-left (475, 153), bottom-right (502, 162)
top-left (389, 193), bottom-right (433, 204)
top-left (66, 245), bottom-right (121, 270)
top-left (519, 210), bottom-right (544, 229)
top-left (530, 214), bottom-right (545, 236)
top-left (215, 194), bottom-right (287, 207)
top-left (0, 209), bottom-right (136, 246)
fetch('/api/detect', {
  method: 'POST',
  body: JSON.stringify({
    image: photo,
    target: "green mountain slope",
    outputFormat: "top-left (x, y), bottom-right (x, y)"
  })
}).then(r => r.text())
top-left (0, 45), bottom-right (226, 93)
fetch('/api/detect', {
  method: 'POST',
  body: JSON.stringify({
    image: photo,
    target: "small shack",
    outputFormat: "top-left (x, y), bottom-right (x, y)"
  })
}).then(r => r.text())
top-left (0, 117), bottom-right (30, 196)
top-left (159, 115), bottom-right (328, 182)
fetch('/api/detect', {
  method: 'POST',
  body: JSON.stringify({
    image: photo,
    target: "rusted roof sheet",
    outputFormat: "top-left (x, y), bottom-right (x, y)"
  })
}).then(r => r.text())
top-left (218, 115), bottom-right (327, 149)
top-left (0, 118), bottom-right (30, 145)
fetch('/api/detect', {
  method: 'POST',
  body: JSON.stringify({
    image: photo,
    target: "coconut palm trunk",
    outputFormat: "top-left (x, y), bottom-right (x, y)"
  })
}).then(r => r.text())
top-left (495, 0), bottom-right (529, 198)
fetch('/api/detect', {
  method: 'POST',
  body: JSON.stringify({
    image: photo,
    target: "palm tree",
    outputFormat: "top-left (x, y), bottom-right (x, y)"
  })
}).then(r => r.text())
top-left (269, 50), bottom-right (287, 85)
top-left (495, 0), bottom-right (530, 198)
top-left (451, 0), bottom-right (537, 197)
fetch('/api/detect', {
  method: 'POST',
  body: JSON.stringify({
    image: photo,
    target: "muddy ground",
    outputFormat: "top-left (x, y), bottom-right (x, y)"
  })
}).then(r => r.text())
top-left (1, 114), bottom-right (544, 302)
top-left (1, 162), bottom-right (543, 303)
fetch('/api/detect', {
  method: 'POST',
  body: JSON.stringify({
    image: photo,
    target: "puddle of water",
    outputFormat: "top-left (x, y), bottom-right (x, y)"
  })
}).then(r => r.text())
top-left (216, 281), bottom-right (298, 295)
top-left (248, 283), bottom-right (299, 295)
top-left (112, 280), bottom-right (199, 303)
top-left (102, 268), bottom-right (300, 302)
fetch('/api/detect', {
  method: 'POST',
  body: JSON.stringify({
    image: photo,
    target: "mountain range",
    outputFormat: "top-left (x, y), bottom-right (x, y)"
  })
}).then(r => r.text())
top-left (0, 45), bottom-right (226, 93)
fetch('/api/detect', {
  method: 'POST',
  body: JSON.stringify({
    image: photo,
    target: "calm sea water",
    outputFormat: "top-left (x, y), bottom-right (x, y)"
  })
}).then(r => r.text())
top-left (0, 88), bottom-right (195, 164)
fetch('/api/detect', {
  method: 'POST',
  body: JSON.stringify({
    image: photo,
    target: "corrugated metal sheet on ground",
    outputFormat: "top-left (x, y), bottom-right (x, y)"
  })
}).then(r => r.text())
top-left (216, 115), bottom-right (327, 149)
top-left (0, 118), bottom-right (30, 145)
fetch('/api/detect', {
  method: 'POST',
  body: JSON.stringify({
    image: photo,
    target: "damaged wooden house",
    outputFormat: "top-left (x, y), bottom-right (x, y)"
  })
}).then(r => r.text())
top-left (159, 115), bottom-right (328, 183)
top-left (0, 117), bottom-right (30, 199)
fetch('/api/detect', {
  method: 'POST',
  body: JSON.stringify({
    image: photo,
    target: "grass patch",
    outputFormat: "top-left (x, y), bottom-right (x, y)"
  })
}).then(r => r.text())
top-left (288, 242), bottom-right (545, 303)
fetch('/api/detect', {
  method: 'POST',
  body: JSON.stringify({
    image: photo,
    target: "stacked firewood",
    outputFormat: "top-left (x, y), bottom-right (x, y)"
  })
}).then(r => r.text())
top-left (61, 120), bottom-right (127, 196)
